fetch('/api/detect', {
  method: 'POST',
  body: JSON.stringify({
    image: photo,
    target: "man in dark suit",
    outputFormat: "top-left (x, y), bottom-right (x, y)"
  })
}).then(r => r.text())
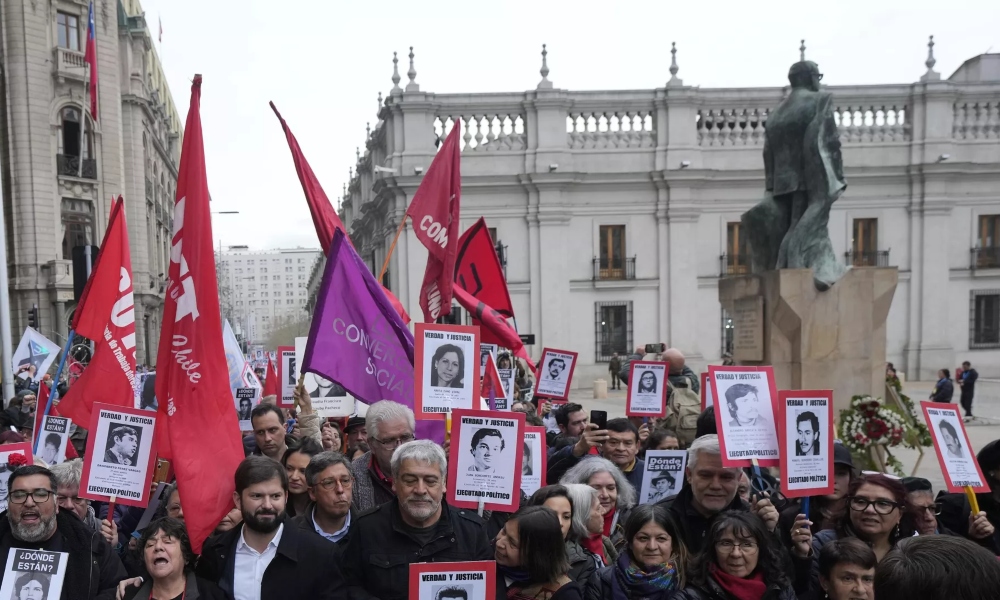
top-left (197, 456), bottom-right (346, 599)
top-left (291, 451), bottom-right (356, 556)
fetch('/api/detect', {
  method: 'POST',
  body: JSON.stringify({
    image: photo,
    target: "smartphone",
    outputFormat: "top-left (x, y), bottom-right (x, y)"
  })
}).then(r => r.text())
top-left (645, 343), bottom-right (667, 355)
top-left (590, 410), bottom-right (608, 431)
top-left (286, 418), bottom-right (297, 434)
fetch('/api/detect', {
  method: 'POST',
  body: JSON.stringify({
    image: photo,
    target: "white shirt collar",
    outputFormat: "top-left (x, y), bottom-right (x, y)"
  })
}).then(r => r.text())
top-left (237, 522), bottom-right (284, 554)
top-left (312, 507), bottom-right (351, 542)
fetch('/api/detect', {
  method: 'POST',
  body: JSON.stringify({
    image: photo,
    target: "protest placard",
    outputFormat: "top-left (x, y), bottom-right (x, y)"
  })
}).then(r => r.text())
top-left (409, 561), bottom-right (496, 600)
top-left (448, 408), bottom-right (525, 511)
top-left (701, 372), bottom-right (713, 409)
top-left (235, 388), bottom-right (256, 430)
top-left (415, 324), bottom-right (480, 420)
top-left (533, 348), bottom-right (578, 401)
top-left (295, 337), bottom-right (355, 418)
top-left (778, 390), bottom-right (834, 498)
top-left (639, 450), bottom-right (687, 504)
top-left (710, 365), bottom-right (780, 467)
top-left (0, 548), bottom-right (68, 600)
top-left (626, 361), bottom-right (668, 417)
top-left (521, 426), bottom-right (547, 497)
top-left (497, 367), bottom-right (515, 411)
top-left (922, 402), bottom-right (989, 493)
top-left (480, 343), bottom-right (498, 370)
top-left (38, 416), bottom-right (70, 466)
top-left (0, 444), bottom-right (33, 514)
top-left (277, 345), bottom-right (296, 408)
top-left (80, 403), bottom-right (157, 507)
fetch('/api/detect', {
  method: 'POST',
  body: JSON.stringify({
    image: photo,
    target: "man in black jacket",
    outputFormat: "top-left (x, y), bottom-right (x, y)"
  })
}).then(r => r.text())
top-left (959, 360), bottom-right (979, 420)
top-left (196, 456), bottom-right (346, 599)
top-left (655, 434), bottom-right (778, 553)
top-left (291, 451), bottom-right (356, 555)
top-left (342, 440), bottom-right (492, 600)
top-left (0, 465), bottom-right (126, 599)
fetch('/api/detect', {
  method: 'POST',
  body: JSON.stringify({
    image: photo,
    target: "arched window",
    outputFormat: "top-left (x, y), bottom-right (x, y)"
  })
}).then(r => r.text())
top-left (58, 107), bottom-right (92, 159)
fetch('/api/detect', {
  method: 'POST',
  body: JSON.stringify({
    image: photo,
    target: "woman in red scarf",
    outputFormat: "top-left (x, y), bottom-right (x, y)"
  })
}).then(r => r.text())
top-left (564, 483), bottom-right (618, 568)
top-left (668, 511), bottom-right (797, 600)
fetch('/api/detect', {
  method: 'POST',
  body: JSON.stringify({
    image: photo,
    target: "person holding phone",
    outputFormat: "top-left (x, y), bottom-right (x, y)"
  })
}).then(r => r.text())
top-left (547, 414), bottom-right (646, 493)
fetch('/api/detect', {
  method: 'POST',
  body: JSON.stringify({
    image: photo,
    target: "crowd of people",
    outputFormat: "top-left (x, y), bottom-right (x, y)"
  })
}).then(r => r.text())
top-left (0, 349), bottom-right (998, 600)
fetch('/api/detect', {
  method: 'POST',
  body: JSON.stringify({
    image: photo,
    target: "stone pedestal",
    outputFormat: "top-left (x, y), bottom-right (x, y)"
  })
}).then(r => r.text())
top-left (719, 268), bottom-right (897, 413)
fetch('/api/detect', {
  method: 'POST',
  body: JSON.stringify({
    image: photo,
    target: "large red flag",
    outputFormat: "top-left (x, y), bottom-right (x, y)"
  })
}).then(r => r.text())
top-left (262, 356), bottom-right (278, 398)
top-left (453, 285), bottom-right (532, 371)
top-left (454, 217), bottom-right (515, 328)
top-left (406, 124), bottom-right (461, 322)
top-left (59, 197), bottom-right (137, 427)
top-left (269, 102), bottom-right (409, 324)
top-left (156, 76), bottom-right (244, 554)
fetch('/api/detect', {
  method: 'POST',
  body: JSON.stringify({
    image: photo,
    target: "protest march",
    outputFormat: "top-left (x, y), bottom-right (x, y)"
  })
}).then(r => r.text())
top-left (1, 6), bottom-right (1000, 600)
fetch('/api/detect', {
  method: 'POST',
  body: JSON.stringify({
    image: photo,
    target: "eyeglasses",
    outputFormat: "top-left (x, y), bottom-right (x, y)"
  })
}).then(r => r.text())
top-left (715, 540), bottom-right (759, 553)
top-left (849, 496), bottom-right (901, 515)
top-left (372, 434), bottom-right (414, 448)
top-left (10, 489), bottom-right (54, 504)
top-left (316, 477), bottom-right (353, 491)
top-left (913, 504), bottom-right (942, 516)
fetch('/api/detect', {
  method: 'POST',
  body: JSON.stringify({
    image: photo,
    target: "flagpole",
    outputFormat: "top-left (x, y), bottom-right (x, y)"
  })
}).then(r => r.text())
top-left (32, 330), bottom-right (75, 455)
top-left (378, 216), bottom-right (408, 282)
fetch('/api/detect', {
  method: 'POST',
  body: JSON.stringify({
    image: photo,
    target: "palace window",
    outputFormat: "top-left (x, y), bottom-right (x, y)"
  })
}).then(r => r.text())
top-left (971, 290), bottom-right (1000, 349)
top-left (595, 301), bottom-right (632, 362)
top-left (725, 222), bottom-right (750, 275)
top-left (61, 198), bottom-right (94, 260)
top-left (57, 12), bottom-right (81, 51)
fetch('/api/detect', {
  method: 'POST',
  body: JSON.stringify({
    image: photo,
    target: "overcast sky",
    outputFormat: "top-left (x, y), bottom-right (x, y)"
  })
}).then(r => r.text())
top-left (137, 0), bottom-right (1000, 251)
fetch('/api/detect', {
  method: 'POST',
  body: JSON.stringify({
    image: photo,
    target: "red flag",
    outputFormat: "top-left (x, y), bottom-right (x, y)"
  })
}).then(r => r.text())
top-left (454, 218), bottom-right (515, 346)
top-left (269, 102), bottom-right (409, 324)
top-left (155, 76), bottom-right (244, 554)
top-left (59, 197), bottom-right (137, 427)
top-left (453, 286), bottom-right (532, 372)
top-left (406, 124), bottom-right (461, 322)
top-left (481, 353), bottom-right (504, 400)
top-left (34, 384), bottom-right (79, 460)
top-left (262, 356), bottom-right (278, 398)
top-left (84, 2), bottom-right (98, 121)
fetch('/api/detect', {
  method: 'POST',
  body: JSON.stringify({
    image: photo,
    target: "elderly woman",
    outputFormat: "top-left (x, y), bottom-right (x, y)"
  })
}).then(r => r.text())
top-left (585, 504), bottom-right (688, 600)
top-left (121, 517), bottom-right (228, 599)
top-left (564, 483), bottom-right (617, 568)
top-left (561, 456), bottom-right (637, 551)
top-left (670, 511), bottom-right (797, 600)
top-left (529, 485), bottom-right (596, 584)
top-left (495, 506), bottom-right (583, 599)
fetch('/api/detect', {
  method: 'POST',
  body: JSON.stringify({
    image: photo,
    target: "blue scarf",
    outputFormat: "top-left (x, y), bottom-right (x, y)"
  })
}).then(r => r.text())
top-left (611, 551), bottom-right (678, 600)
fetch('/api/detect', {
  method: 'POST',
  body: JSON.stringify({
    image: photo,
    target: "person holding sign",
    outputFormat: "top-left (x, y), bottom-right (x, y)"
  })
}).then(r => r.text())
top-left (937, 439), bottom-right (1000, 549)
top-left (584, 505), bottom-right (688, 600)
top-left (495, 506), bottom-right (583, 599)
top-left (0, 465), bottom-right (127, 599)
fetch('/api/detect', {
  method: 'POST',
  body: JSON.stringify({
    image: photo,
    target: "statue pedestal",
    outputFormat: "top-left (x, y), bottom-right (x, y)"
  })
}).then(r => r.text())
top-left (718, 268), bottom-right (897, 413)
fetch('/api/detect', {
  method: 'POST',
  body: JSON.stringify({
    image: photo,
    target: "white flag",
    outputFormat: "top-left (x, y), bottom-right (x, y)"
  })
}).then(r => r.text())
top-left (12, 327), bottom-right (61, 382)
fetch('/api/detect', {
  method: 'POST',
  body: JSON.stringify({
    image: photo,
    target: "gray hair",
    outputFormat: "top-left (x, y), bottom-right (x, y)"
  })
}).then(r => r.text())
top-left (365, 400), bottom-right (415, 440)
top-left (390, 439), bottom-right (447, 479)
top-left (305, 451), bottom-right (354, 486)
top-left (559, 456), bottom-right (636, 510)
top-left (688, 434), bottom-right (735, 472)
top-left (50, 458), bottom-right (83, 489)
top-left (563, 483), bottom-right (599, 540)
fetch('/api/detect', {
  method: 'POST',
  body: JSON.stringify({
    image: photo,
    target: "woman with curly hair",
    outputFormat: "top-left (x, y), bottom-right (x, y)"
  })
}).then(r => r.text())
top-left (120, 517), bottom-right (229, 599)
top-left (585, 504), bottom-right (688, 600)
top-left (669, 511), bottom-right (797, 600)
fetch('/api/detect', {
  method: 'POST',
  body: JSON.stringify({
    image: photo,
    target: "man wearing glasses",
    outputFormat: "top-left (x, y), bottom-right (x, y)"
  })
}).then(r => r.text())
top-left (292, 451), bottom-right (356, 556)
top-left (0, 465), bottom-right (126, 598)
top-left (350, 401), bottom-right (416, 511)
top-left (902, 476), bottom-right (997, 551)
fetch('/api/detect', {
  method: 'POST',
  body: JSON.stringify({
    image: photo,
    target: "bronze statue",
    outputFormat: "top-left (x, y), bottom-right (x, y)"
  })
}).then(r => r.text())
top-left (742, 59), bottom-right (846, 291)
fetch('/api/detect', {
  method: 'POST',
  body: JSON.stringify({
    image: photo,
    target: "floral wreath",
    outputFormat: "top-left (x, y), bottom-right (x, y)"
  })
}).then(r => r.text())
top-left (838, 395), bottom-right (913, 476)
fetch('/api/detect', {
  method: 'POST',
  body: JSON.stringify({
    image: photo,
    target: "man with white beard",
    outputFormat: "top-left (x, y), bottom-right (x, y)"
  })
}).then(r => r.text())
top-left (343, 440), bottom-right (492, 600)
top-left (0, 465), bottom-right (126, 598)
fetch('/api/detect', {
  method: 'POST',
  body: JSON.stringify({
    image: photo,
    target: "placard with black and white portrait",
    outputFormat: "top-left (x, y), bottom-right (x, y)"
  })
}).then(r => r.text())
top-left (626, 361), bottom-right (668, 417)
top-left (415, 324), bottom-right (480, 419)
top-left (409, 561), bottom-right (496, 600)
top-left (80, 403), bottom-right (158, 508)
top-left (448, 408), bottom-right (525, 512)
top-left (710, 366), bottom-right (780, 467)
top-left (779, 390), bottom-right (834, 498)
top-left (923, 402), bottom-right (989, 493)
top-left (534, 348), bottom-right (578, 401)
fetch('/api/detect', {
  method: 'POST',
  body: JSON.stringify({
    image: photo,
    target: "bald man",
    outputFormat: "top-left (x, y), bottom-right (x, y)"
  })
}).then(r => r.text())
top-left (663, 348), bottom-right (699, 394)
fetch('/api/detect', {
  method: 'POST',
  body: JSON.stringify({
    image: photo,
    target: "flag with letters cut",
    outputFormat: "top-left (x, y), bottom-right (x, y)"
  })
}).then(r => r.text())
top-left (155, 75), bottom-right (244, 554)
top-left (405, 124), bottom-right (461, 322)
top-left (59, 197), bottom-right (137, 427)
top-left (269, 102), bottom-right (409, 324)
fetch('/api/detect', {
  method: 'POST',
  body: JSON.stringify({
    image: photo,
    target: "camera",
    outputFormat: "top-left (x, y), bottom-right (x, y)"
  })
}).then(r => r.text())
top-left (644, 343), bottom-right (666, 355)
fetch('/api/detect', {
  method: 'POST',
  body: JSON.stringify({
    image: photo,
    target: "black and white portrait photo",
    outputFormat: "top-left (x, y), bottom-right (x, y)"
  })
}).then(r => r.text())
top-left (780, 391), bottom-right (833, 498)
top-left (416, 324), bottom-right (479, 418)
top-left (449, 409), bottom-right (525, 512)
top-left (0, 549), bottom-right (68, 600)
top-left (467, 428), bottom-right (505, 473)
top-left (795, 411), bottom-right (820, 456)
top-left (103, 425), bottom-right (140, 466)
top-left (238, 396), bottom-right (253, 421)
top-left (39, 416), bottom-right (70, 466)
top-left (434, 585), bottom-right (472, 600)
top-left (521, 427), bottom-right (545, 497)
top-left (626, 361), bottom-right (668, 417)
top-left (295, 337), bottom-right (355, 418)
top-left (81, 404), bottom-right (158, 508)
top-left (534, 348), bottom-right (578, 401)
top-left (277, 347), bottom-right (297, 407)
top-left (638, 450), bottom-right (686, 504)
top-left (711, 366), bottom-right (780, 467)
top-left (939, 419), bottom-right (963, 459)
top-left (480, 344), bottom-right (498, 370)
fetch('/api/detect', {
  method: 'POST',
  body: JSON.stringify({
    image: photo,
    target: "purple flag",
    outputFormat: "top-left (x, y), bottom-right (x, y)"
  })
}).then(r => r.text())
top-left (303, 229), bottom-right (444, 442)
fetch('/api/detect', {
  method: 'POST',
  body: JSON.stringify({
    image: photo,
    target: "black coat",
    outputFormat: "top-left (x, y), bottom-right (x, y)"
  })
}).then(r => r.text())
top-left (0, 510), bottom-right (127, 600)
top-left (667, 577), bottom-right (797, 600)
top-left (341, 499), bottom-right (492, 600)
top-left (290, 502), bottom-right (356, 557)
top-left (195, 519), bottom-right (346, 599)
top-left (930, 378), bottom-right (954, 403)
top-left (655, 486), bottom-right (747, 554)
top-left (123, 572), bottom-right (231, 600)
top-left (586, 564), bottom-right (675, 600)
top-left (936, 491), bottom-right (1000, 553)
top-left (567, 540), bottom-right (598, 584)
